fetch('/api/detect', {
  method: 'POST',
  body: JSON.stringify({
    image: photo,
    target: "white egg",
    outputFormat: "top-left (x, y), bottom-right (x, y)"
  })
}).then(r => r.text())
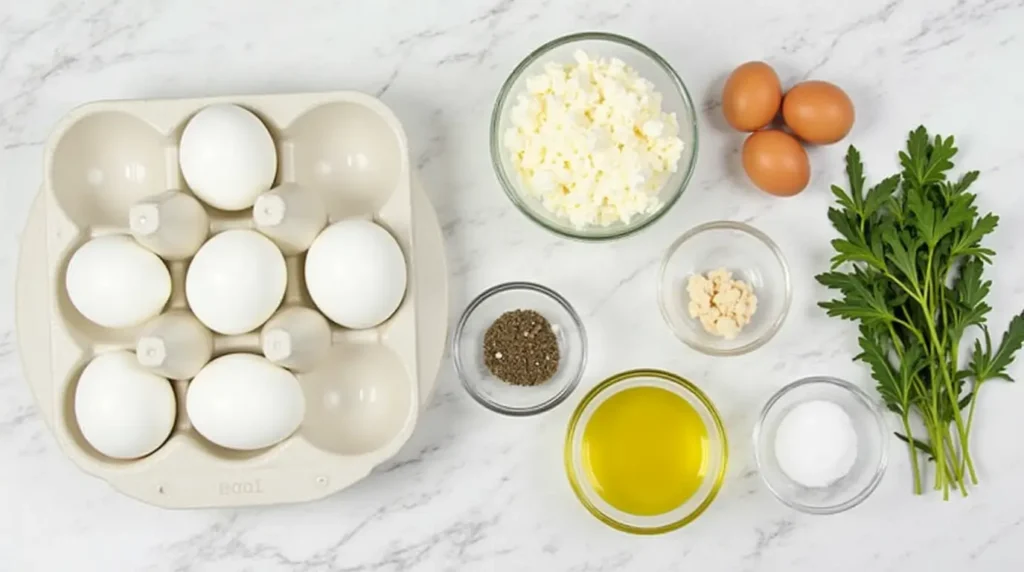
top-left (186, 230), bottom-right (287, 335)
top-left (65, 235), bottom-right (171, 328)
top-left (186, 354), bottom-right (304, 451)
top-left (74, 351), bottom-right (176, 459)
top-left (305, 220), bottom-right (407, 329)
top-left (179, 104), bottom-right (278, 210)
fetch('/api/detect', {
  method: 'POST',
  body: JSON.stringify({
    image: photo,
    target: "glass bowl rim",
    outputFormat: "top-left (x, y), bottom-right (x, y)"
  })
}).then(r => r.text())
top-left (563, 368), bottom-right (729, 534)
top-left (657, 220), bottom-right (792, 356)
top-left (752, 375), bottom-right (890, 515)
top-left (489, 31), bottom-right (700, 241)
top-left (451, 281), bottom-right (587, 416)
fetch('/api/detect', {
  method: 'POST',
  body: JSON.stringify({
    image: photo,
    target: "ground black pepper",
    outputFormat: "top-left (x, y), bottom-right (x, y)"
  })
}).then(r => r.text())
top-left (483, 309), bottom-right (560, 386)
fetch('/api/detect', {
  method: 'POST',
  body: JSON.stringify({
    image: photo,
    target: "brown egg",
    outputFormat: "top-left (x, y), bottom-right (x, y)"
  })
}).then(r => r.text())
top-left (782, 81), bottom-right (855, 144)
top-left (722, 62), bottom-right (782, 132)
top-left (742, 130), bottom-right (810, 197)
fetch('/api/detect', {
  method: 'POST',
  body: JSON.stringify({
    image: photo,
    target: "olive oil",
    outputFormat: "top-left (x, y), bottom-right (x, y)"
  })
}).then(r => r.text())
top-left (581, 386), bottom-right (709, 516)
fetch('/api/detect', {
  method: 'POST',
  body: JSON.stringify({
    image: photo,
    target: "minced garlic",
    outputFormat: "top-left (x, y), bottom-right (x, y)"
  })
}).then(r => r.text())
top-left (686, 268), bottom-right (757, 339)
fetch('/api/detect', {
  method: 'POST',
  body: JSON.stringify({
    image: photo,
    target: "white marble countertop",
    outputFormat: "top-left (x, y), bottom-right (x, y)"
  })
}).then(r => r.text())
top-left (3, 1), bottom-right (1024, 570)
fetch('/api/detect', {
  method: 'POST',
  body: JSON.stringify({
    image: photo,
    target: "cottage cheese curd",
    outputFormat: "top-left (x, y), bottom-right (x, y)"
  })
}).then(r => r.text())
top-left (503, 51), bottom-right (685, 229)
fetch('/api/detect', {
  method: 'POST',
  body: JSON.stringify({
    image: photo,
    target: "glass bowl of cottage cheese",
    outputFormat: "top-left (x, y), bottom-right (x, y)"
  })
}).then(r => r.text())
top-left (491, 32), bottom-right (699, 240)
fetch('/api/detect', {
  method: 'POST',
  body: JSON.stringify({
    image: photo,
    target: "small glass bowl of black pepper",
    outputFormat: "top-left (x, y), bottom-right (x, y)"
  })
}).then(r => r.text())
top-left (452, 282), bottom-right (588, 416)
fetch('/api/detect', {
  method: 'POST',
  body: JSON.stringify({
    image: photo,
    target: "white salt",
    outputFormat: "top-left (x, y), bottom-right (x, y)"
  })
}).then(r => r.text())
top-left (774, 400), bottom-right (859, 488)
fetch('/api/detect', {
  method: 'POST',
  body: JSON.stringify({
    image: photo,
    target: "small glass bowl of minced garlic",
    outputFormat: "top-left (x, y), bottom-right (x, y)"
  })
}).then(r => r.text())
top-left (452, 282), bottom-right (588, 416)
top-left (658, 221), bottom-right (791, 355)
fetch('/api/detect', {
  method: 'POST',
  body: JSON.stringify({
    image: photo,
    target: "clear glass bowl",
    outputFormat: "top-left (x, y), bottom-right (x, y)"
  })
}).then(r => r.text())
top-left (564, 369), bottom-right (728, 534)
top-left (490, 32), bottom-right (699, 241)
top-left (452, 282), bottom-right (587, 416)
top-left (658, 221), bottom-right (791, 355)
top-left (753, 376), bottom-right (889, 514)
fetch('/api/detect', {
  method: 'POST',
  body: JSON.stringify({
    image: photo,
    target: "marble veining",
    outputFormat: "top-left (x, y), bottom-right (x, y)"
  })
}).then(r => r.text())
top-left (3, 0), bottom-right (1024, 570)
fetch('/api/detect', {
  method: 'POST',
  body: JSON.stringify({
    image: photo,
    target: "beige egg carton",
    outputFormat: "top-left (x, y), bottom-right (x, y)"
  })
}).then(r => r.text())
top-left (16, 91), bottom-right (450, 507)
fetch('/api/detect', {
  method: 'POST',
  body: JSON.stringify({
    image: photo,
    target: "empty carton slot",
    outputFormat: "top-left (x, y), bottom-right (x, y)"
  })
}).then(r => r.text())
top-left (299, 341), bottom-right (413, 455)
top-left (49, 111), bottom-right (172, 229)
top-left (286, 102), bottom-right (402, 219)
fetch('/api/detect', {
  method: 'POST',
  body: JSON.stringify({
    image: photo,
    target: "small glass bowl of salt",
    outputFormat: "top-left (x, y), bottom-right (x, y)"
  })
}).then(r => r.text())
top-left (753, 376), bottom-right (888, 514)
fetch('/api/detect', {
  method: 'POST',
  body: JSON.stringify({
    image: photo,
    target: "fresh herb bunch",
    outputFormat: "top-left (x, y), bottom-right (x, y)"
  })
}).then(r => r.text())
top-left (817, 126), bottom-right (1024, 498)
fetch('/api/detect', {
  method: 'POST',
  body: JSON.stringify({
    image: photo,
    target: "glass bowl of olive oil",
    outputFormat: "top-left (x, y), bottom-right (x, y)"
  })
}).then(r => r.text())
top-left (564, 369), bottom-right (727, 534)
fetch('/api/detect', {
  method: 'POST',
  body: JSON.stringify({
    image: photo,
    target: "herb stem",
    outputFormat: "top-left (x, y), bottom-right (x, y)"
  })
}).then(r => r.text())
top-left (915, 248), bottom-right (973, 493)
top-left (941, 426), bottom-right (967, 497)
top-left (884, 269), bottom-right (925, 308)
top-left (898, 306), bottom-right (929, 348)
top-left (887, 323), bottom-right (925, 496)
top-left (901, 414), bottom-right (923, 495)
top-left (962, 380), bottom-right (982, 485)
top-left (964, 382), bottom-right (980, 437)
top-left (922, 305), bottom-right (972, 474)
top-left (925, 418), bottom-right (943, 493)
